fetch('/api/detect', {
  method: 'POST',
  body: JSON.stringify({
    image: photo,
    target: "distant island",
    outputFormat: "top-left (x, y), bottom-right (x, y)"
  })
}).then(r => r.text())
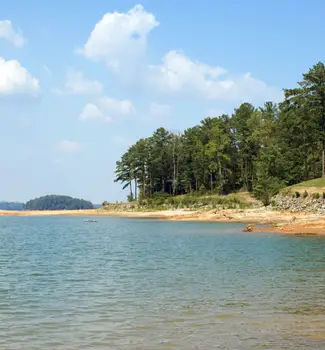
top-left (0, 202), bottom-right (24, 211)
top-left (24, 195), bottom-right (93, 210)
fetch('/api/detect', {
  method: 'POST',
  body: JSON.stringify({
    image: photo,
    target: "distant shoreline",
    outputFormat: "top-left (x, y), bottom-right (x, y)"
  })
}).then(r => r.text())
top-left (1, 208), bottom-right (325, 236)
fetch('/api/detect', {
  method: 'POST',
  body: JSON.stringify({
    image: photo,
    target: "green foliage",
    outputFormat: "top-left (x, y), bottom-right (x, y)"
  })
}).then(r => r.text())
top-left (127, 193), bottom-right (134, 202)
top-left (138, 192), bottom-right (249, 210)
top-left (139, 192), bottom-right (171, 207)
top-left (253, 175), bottom-right (284, 206)
top-left (283, 62), bottom-right (325, 179)
top-left (24, 195), bottom-right (93, 210)
top-left (113, 62), bottom-right (325, 204)
top-left (303, 190), bottom-right (308, 198)
top-left (312, 192), bottom-right (320, 199)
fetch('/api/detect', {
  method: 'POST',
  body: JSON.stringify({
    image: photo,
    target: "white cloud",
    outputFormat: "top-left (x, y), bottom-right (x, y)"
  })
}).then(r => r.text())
top-left (0, 57), bottom-right (39, 95)
top-left (79, 96), bottom-right (135, 122)
top-left (80, 6), bottom-right (282, 105)
top-left (57, 140), bottom-right (81, 153)
top-left (79, 4), bottom-right (158, 71)
top-left (56, 70), bottom-right (103, 95)
top-left (79, 103), bottom-right (111, 122)
top-left (149, 102), bottom-right (171, 118)
top-left (149, 51), bottom-right (226, 93)
top-left (0, 20), bottom-right (25, 47)
top-left (98, 96), bottom-right (135, 116)
top-left (149, 51), bottom-right (282, 103)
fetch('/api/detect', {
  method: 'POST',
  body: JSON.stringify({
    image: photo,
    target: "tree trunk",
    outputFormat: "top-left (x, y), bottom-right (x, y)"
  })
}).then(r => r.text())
top-left (143, 167), bottom-right (146, 198)
top-left (134, 178), bottom-right (137, 200)
top-left (321, 89), bottom-right (325, 178)
top-left (173, 141), bottom-right (176, 196)
top-left (210, 173), bottom-right (213, 192)
top-left (176, 153), bottom-right (180, 195)
top-left (322, 141), bottom-right (325, 177)
top-left (150, 173), bottom-right (152, 196)
top-left (218, 161), bottom-right (222, 193)
top-left (129, 182), bottom-right (133, 199)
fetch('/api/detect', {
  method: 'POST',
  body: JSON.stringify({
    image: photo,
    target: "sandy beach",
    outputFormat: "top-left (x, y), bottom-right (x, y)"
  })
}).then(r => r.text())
top-left (1, 208), bottom-right (325, 235)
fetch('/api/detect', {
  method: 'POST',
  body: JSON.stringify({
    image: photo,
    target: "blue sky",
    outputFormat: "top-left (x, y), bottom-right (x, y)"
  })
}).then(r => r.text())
top-left (0, 0), bottom-right (324, 203)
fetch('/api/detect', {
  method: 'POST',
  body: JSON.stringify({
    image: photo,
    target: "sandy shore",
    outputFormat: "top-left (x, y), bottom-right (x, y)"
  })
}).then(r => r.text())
top-left (1, 207), bottom-right (325, 235)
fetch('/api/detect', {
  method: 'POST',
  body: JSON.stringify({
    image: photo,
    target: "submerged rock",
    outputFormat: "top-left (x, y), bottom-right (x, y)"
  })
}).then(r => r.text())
top-left (243, 224), bottom-right (255, 232)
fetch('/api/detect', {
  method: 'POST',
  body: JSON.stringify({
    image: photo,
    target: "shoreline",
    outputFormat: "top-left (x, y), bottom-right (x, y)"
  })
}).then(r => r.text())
top-left (1, 208), bottom-right (325, 235)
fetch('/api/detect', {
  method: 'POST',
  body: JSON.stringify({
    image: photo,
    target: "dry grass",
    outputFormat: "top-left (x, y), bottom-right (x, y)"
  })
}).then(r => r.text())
top-left (284, 177), bottom-right (325, 195)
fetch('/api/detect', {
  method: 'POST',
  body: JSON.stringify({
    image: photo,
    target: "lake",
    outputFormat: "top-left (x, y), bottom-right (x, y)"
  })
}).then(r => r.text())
top-left (0, 217), bottom-right (324, 349)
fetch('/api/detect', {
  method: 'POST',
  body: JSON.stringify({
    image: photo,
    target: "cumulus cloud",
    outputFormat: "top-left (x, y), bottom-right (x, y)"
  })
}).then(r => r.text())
top-left (79, 103), bottom-right (111, 122)
top-left (56, 70), bottom-right (103, 95)
top-left (99, 96), bottom-right (135, 116)
top-left (80, 5), bottom-right (282, 105)
top-left (79, 4), bottom-right (158, 71)
top-left (79, 96), bottom-right (135, 122)
top-left (149, 51), bottom-right (282, 102)
top-left (149, 51), bottom-right (226, 93)
top-left (57, 140), bottom-right (81, 153)
top-left (0, 57), bottom-right (39, 95)
top-left (0, 20), bottom-right (25, 47)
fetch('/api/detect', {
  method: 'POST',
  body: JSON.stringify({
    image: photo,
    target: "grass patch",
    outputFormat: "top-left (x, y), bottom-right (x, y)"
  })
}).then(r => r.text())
top-left (282, 177), bottom-right (325, 195)
top-left (136, 192), bottom-right (254, 210)
top-left (102, 191), bottom-right (257, 211)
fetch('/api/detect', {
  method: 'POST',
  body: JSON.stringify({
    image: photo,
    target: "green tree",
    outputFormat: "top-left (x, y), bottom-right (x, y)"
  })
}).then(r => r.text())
top-left (114, 152), bottom-right (134, 199)
top-left (114, 62), bottom-right (325, 203)
top-left (284, 62), bottom-right (325, 176)
top-left (231, 103), bottom-right (256, 191)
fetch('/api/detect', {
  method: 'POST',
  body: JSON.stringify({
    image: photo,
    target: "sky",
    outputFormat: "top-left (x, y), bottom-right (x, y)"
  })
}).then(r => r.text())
top-left (0, 0), bottom-right (324, 203)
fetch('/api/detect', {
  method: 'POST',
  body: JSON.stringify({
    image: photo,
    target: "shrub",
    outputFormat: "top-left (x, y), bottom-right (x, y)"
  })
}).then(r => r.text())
top-left (144, 192), bottom-right (171, 207)
top-left (295, 191), bottom-right (300, 198)
top-left (197, 184), bottom-right (206, 194)
top-left (303, 190), bottom-right (308, 198)
top-left (127, 194), bottom-right (134, 202)
top-left (323, 192), bottom-right (325, 199)
top-left (134, 191), bottom-right (251, 210)
top-left (312, 192), bottom-right (320, 199)
top-left (253, 175), bottom-right (284, 206)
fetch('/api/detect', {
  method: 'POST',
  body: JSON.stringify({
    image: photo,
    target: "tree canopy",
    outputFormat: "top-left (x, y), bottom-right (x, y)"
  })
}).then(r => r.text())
top-left (24, 195), bottom-right (93, 210)
top-left (115, 62), bottom-right (325, 205)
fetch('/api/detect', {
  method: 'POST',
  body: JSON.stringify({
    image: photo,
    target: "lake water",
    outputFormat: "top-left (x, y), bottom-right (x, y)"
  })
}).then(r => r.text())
top-left (0, 217), bottom-right (324, 349)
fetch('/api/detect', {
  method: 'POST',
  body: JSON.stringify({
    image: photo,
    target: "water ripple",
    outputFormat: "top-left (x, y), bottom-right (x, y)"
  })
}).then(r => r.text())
top-left (0, 217), bottom-right (324, 349)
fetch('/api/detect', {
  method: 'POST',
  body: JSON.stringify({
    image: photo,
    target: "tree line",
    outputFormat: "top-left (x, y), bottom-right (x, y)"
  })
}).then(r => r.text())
top-left (115, 62), bottom-right (325, 205)
top-left (0, 202), bottom-right (24, 210)
top-left (24, 195), bottom-right (93, 210)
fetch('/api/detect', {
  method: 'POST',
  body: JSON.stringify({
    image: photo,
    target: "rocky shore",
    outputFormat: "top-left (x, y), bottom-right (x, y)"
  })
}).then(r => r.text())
top-left (1, 207), bottom-right (325, 235)
top-left (272, 193), bottom-right (325, 214)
